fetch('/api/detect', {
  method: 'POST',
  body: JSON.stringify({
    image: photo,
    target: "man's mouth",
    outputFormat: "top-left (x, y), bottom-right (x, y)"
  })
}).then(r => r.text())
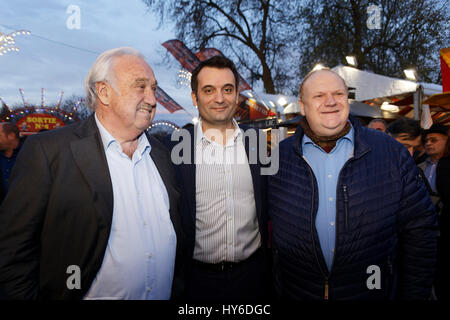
top-left (138, 107), bottom-right (153, 113)
top-left (321, 110), bottom-right (339, 114)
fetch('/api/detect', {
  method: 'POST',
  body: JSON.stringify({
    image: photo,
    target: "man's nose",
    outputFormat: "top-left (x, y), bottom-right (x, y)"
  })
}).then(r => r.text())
top-left (215, 90), bottom-right (225, 103)
top-left (324, 93), bottom-right (337, 106)
top-left (144, 87), bottom-right (157, 107)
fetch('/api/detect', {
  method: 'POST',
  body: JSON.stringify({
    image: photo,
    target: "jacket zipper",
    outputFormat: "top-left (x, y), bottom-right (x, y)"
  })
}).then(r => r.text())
top-left (303, 156), bottom-right (330, 300)
top-left (343, 185), bottom-right (349, 232)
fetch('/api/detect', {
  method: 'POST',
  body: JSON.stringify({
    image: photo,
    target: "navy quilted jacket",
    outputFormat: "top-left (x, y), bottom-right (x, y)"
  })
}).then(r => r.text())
top-left (268, 116), bottom-right (438, 300)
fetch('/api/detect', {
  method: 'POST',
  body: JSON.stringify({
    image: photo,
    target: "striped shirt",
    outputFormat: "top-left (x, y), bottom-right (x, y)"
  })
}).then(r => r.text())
top-left (193, 119), bottom-right (261, 263)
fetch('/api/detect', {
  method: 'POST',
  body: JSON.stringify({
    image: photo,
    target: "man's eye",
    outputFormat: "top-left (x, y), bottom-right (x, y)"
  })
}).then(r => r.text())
top-left (152, 86), bottom-right (157, 92)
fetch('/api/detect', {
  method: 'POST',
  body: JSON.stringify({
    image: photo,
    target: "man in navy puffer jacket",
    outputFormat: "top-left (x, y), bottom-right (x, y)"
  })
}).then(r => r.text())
top-left (268, 69), bottom-right (438, 300)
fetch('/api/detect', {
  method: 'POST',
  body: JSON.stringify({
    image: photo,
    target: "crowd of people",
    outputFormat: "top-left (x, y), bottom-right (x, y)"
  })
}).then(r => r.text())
top-left (0, 47), bottom-right (448, 300)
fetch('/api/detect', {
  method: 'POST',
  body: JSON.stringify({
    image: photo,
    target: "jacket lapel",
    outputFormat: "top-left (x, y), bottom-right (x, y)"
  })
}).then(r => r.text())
top-left (70, 115), bottom-right (113, 229)
top-left (181, 126), bottom-right (196, 220)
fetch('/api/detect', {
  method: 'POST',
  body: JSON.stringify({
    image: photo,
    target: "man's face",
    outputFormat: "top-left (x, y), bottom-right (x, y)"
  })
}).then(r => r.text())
top-left (368, 122), bottom-right (386, 132)
top-left (191, 66), bottom-right (238, 128)
top-left (425, 133), bottom-right (447, 159)
top-left (394, 134), bottom-right (422, 156)
top-left (299, 70), bottom-right (350, 137)
top-left (106, 55), bottom-right (157, 134)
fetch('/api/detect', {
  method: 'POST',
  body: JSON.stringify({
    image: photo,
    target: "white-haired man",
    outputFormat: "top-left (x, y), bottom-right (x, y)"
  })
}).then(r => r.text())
top-left (0, 47), bottom-right (184, 300)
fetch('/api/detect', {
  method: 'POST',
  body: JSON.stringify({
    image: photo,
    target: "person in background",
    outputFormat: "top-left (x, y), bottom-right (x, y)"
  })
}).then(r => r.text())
top-left (386, 118), bottom-right (422, 156)
top-left (418, 124), bottom-right (449, 209)
top-left (386, 118), bottom-right (434, 200)
top-left (435, 133), bottom-right (450, 300)
top-left (268, 69), bottom-right (438, 300)
top-left (367, 118), bottom-right (387, 132)
top-left (0, 123), bottom-right (23, 203)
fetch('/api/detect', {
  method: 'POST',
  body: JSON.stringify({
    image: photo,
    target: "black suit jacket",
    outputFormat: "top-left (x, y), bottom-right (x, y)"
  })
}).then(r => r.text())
top-left (0, 115), bottom-right (184, 300)
top-left (163, 125), bottom-right (269, 262)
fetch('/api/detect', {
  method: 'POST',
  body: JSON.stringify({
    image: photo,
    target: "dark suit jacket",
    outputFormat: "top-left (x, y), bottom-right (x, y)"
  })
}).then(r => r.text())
top-left (0, 115), bottom-right (184, 300)
top-left (163, 125), bottom-right (269, 263)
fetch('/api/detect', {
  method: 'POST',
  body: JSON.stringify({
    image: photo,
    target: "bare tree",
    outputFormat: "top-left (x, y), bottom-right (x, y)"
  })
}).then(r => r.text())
top-left (298, 0), bottom-right (450, 82)
top-left (143, 0), bottom-right (302, 94)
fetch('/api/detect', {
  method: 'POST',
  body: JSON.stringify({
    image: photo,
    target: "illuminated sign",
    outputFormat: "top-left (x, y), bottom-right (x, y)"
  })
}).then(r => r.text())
top-left (16, 113), bottom-right (66, 132)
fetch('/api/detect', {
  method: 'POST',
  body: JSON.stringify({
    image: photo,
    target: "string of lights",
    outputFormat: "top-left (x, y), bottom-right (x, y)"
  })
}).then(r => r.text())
top-left (0, 29), bottom-right (30, 56)
top-left (0, 23), bottom-right (99, 56)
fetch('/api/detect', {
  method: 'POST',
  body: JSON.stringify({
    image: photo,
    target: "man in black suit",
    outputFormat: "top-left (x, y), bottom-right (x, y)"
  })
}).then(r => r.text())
top-left (0, 47), bottom-right (183, 300)
top-left (165, 56), bottom-right (271, 301)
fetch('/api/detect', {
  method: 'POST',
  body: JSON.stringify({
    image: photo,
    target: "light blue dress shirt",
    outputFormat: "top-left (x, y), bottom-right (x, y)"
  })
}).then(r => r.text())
top-left (84, 114), bottom-right (177, 300)
top-left (302, 124), bottom-right (354, 272)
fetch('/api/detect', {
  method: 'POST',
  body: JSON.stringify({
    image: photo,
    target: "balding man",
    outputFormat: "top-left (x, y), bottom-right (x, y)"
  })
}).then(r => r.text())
top-left (367, 119), bottom-right (387, 133)
top-left (0, 47), bottom-right (183, 300)
top-left (268, 69), bottom-right (438, 300)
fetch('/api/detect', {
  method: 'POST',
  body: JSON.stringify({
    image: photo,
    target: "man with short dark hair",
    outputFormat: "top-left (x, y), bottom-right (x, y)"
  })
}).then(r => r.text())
top-left (386, 118), bottom-right (422, 156)
top-left (0, 122), bottom-right (22, 203)
top-left (165, 55), bottom-right (270, 301)
top-left (268, 69), bottom-right (438, 300)
top-left (0, 47), bottom-right (184, 300)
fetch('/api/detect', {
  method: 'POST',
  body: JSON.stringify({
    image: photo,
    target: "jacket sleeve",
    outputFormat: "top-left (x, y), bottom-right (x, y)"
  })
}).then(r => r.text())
top-left (0, 135), bottom-right (51, 299)
top-left (396, 148), bottom-right (439, 300)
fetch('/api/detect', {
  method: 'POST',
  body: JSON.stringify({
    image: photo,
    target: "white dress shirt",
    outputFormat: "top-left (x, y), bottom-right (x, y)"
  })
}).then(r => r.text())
top-left (83, 114), bottom-right (177, 300)
top-left (193, 119), bottom-right (261, 263)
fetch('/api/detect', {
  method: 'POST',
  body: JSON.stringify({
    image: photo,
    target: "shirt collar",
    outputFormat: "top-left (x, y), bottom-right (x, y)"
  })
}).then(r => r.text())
top-left (302, 121), bottom-right (355, 150)
top-left (195, 117), bottom-right (242, 146)
top-left (425, 157), bottom-right (437, 165)
top-left (94, 112), bottom-right (150, 155)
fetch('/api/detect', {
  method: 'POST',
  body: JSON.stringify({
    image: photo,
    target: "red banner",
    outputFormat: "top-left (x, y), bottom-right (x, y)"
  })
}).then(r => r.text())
top-left (163, 40), bottom-right (253, 92)
top-left (162, 39), bottom-right (201, 72)
top-left (155, 87), bottom-right (184, 113)
top-left (440, 48), bottom-right (450, 93)
top-left (16, 113), bottom-right (65, 132)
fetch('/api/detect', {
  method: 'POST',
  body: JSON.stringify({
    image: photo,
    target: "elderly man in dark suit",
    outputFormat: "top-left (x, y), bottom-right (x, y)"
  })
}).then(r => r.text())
top-left (0, 47), bottom-right (183, 300)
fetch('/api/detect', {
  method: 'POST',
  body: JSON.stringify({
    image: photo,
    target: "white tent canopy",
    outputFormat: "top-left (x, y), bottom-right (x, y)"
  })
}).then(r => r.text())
top-left (332, 65), bottom-right (442, 101)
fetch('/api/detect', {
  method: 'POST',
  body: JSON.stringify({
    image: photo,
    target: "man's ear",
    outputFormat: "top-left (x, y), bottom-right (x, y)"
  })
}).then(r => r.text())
top-left (96, 81), bottom-right (112, 106)
top-left (299, 98), bottom-right (306, 116)
top-left (191, 91), bottom-right (198, 107)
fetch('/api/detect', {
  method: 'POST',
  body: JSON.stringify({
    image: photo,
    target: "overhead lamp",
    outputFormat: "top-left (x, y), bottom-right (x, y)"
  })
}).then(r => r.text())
top-left (403, 69), bottom-right (417, 81)
top-left (380, 101), bottom-right (399, 113)
top-left (312, 63), bottom-right (325, 71)
top-left (345, 56), bottom-right (357, 67)
top-left (192, 117), bottom-right (199, 125)
top-left (277, 96), bottom-right (288, 107)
